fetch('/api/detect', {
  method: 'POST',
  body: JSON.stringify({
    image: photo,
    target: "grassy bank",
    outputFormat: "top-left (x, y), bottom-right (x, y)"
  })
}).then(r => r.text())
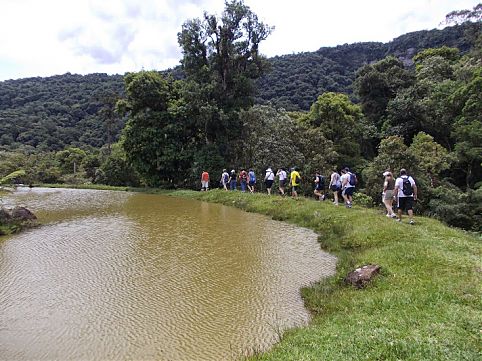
top-left (171, 189), bottom-right (481, 360)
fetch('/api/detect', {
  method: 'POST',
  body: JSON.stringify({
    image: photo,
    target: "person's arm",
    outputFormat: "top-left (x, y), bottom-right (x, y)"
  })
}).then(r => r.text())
top-left (383, 180), bottom-right (388, 192)
top-left (413, 182), bottom-right (418, 201)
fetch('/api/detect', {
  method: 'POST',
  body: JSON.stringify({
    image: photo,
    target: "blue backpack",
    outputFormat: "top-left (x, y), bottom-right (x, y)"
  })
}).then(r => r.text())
top-left (249, 171), bottom-right (256, 182)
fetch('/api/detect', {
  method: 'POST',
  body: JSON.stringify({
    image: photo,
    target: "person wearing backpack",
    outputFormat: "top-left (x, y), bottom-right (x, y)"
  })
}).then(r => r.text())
top-left (220, 169), bottom-right (229, 191)
top-left (247, 168), bottom-right (256, 193)
top-left (228, 170), bottom-right (237, 191)
top-left (276, 168), bottom-right (287, 196)
top-left (341, 167), bottom-right (355, 208)
top-left (290, 167), bottom-right (301, 198)
top-left (313, 171), bottom-right (325, 201)
top-left (239, 169), bottom-right (248, 192)
top-left (394, 168), bottom-right (418, 224)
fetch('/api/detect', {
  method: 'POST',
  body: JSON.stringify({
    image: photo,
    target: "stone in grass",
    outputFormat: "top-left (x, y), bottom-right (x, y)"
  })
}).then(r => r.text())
top-left (10, 207), bottom-right (37, 222)
top-left (0, 208), bottom-right (12, 223)
top-left (344, 264), bottom-right (381, 289)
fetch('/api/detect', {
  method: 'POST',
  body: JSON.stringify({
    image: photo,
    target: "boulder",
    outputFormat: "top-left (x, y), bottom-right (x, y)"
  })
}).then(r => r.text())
top-left (345, 264), bottom-right (381, 289)
top-left (0, 208), bottom-right (12, 223)
top-left (10, 207), bottom-right (37, 222)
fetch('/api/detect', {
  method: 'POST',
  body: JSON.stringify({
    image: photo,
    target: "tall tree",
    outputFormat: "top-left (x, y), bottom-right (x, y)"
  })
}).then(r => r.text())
top-left (177, 0), bottom-right (273, 144)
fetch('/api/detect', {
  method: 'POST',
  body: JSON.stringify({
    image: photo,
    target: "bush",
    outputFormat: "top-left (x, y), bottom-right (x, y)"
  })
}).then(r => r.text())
top-left (427, 184), bottom-right (481, 231)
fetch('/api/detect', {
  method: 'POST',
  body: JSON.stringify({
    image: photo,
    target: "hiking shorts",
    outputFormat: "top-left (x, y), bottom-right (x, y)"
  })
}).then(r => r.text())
top-left (342, 187), bottom-right (354, 197)
top-left (292, 185), bottom-right (299, 193)
top-left (265, 180), bottom-right (274, 189)
top-left (279, 179), bottom-right (286, 188)
top-left (398, 197), bottom-right (414, 212)
top-left (249, 181), bottom-right (256, 187)
top-left (384, 190), bottom-right (394, 201)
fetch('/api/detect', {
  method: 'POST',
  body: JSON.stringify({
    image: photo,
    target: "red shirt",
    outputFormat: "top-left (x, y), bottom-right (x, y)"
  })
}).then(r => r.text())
top-left (201, 172), bottom-right (209, 181)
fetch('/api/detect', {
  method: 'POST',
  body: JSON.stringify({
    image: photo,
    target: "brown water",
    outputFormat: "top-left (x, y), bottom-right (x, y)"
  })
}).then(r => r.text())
top-left (0, 188), bottom-right (336, 360)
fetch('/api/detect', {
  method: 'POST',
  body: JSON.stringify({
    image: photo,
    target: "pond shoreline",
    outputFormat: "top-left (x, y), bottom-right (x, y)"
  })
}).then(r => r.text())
top-left (19, 185), bottom-right (482, 359)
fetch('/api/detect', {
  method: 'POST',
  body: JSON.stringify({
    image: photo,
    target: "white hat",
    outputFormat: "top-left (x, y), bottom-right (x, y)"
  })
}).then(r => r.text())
top-left (383, 171), bottom-right (390, 176)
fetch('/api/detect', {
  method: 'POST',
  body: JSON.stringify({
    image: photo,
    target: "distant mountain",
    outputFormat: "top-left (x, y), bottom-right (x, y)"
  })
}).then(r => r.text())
top-left (0, 23), bottom-right (475, 151)
top-left (255, 23), bottom-right (473, 110)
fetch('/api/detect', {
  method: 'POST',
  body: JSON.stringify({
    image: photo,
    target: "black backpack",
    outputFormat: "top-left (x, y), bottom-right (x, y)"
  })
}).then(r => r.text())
top-left (402, 176), bottom-right (413, 196)
top-left (348, 172), bottom-right (357, 186)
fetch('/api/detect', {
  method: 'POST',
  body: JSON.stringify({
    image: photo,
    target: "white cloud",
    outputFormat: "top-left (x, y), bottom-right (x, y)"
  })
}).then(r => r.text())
top-left (0, 0), bottom-right (479, 80)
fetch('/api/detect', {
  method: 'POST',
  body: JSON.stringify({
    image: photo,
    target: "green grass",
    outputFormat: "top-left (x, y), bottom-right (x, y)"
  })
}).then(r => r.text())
top-left (171, 189), bottom-right (481, 361)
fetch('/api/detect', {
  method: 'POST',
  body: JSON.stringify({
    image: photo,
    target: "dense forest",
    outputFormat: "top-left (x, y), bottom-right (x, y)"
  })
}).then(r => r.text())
top-left (1, 1), bottom-right (481, 231)
top-left (0, 23), bottom-right (477, 152)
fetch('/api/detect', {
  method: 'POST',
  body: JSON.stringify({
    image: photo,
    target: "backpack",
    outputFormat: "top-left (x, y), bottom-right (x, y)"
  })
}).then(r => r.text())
top-left (295, 174), bottom-right (301, 184)
top-left (402, 176), bottom-right (413, 196)
top-left (249, 171), bottom-right (256, 182)
top-left (348, 172), bottom-right (357, 186)
top-left (319, 175), bottom-right (325, 188)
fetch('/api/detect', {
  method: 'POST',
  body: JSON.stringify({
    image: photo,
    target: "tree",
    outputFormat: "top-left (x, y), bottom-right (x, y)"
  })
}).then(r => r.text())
top-left (120, 71), bottom-right (193, 186)
top-left (177, 0), bottom-right (273, 145)
top-left (305, 92), bottom-right (365, 167)
top-left (409, 132), bottom-right (452, 187)
top-left (354, 56), bottom-right (415, 130)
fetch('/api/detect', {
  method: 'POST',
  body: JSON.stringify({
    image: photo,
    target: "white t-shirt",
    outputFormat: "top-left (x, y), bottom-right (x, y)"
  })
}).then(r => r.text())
top-left (265, 170), bottom-right (275, 181)
top-left (341, 173), bottom-right (353, 189)
top-left (330, 172), bottom-right (340, 187)
top-left (395, 175), bottom-right (416, 198)
top-left (278, 170), bottom-right (287, 181)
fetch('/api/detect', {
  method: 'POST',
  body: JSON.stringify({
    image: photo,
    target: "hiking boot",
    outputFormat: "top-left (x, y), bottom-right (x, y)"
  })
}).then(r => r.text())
top-left (409, 219), bottom-right (415, 225)
top-left (395, 218), bottom-right (401, 222)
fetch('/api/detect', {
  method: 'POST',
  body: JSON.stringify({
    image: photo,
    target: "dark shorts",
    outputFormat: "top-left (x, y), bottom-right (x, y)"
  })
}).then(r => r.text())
top-left (279, 179), bottom-right (286, 187)
top-left (330, 185), bottom-right (340, 192)
top-left (265, 180), bottom-right (274, 188)
top-left (398, 197), bottom-right (414, 212)
top-left (292, 185), bottom-right (299, 193)
top-left (342, 187), bottom-right (354, 197)
top-left (249, 181), bottom-right (256, 186)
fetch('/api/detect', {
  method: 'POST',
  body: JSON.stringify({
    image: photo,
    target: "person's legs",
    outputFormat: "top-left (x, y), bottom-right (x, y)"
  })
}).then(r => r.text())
top-left (383, 199), bottom-right (393, 216)
top-left (333, 187), bottom-right (339, 205)
top-left (314, 189), bottom-right (321, 200)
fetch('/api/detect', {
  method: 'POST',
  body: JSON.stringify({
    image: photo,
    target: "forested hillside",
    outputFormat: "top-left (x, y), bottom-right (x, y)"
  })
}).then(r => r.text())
top-left (255, 23), bottom-right (473, 110)
top-left (0, 23), bottom-right (475, 151)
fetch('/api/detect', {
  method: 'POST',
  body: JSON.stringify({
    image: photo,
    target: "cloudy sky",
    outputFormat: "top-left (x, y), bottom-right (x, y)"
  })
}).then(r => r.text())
top-left (0, 0), bottom-right (479, 81)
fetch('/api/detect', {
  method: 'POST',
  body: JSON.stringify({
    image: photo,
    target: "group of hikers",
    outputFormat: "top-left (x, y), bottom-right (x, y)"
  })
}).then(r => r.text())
top-left (200, 167), bottom-right (418, 224)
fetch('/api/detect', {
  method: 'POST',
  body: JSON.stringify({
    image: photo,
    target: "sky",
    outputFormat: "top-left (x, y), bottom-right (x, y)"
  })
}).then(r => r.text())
top-left (0, 0), bottom-right (479, 81)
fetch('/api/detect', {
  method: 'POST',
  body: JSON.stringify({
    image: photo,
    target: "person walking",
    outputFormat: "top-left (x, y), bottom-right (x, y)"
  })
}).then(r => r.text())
top-left (394, 168), bottom-right (418, 224)
top-left (329, 168), bottom-right (341, 205)
top-left (313, 171), bottom-right (325, 201)
top-left (201, 170), bottom-right (209, 191)
top-left (239, 168), bottom-right (248, 192)
top-left (248, 169), bottom-right (256, 193)
top-left (382, 171), bottom-right (397, 218)
top-left (341, 168), bottom-right (355, 208)
top-left (229, 170), bottom-right (237, 191)
top-left (276, 168), bottom-right (287, 195)
top-left (220, 169), bottom-right (229, 191)
top-left (290, 167), bottom-right (301, 198)
top-left (264, 167), bottom-right (275, 195)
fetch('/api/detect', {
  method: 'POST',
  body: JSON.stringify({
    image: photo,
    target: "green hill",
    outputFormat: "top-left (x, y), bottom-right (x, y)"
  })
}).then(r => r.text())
top-left (0, 24), bottom-right (475, 151)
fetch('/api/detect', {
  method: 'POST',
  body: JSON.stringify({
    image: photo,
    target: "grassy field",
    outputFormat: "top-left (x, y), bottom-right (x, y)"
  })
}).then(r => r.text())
top-left (171, 189), bottom-right (481, 361)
